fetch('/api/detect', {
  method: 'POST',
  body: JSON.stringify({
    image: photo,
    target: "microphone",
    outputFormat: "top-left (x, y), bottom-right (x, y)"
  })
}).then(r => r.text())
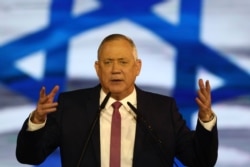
top-left (127, 102), bottom-right (178, 167)
top-left (77, 92), bottom-right (111, 167)
top-left (127, 102), bottom-right (163, 144)
top-left (100, 92), bottom-right (111, 110)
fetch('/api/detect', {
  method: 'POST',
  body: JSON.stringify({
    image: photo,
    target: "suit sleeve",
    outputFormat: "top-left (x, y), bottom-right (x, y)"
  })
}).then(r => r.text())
top-left (172, 99), bottom-right (218, 167)
top-left (16, 113), bottom-right (60, 165)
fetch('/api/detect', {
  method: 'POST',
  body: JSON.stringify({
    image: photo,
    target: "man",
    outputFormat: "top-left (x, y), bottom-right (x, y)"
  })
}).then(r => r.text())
top-left (16, 34), bottom-right (218, 167)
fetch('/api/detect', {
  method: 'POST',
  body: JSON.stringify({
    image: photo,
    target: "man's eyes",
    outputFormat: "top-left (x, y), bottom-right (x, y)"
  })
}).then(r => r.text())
top-left (103, 60), bottom-right (129, 65)
top-left (103, 60), bottom-right (112, 64)
top-left (120, 60), bottom-right (128, 64)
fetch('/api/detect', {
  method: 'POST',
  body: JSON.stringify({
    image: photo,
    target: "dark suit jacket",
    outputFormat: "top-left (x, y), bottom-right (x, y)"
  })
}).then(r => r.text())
top-left (16, 85), bottom-right (218, 167)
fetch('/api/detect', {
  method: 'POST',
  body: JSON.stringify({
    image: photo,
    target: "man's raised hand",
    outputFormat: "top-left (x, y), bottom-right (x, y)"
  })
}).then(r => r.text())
top-left (31, 85), bottom-right (59, 124)
top-left (195, 79), bottom-right (214, 122)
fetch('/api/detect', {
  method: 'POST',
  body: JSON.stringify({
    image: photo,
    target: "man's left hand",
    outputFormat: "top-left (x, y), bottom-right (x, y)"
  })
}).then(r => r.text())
top-left (195, 79), bottom-right (214, 122)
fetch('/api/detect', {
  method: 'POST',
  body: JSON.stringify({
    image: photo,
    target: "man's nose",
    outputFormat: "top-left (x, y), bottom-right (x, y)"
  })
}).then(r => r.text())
top-left (111, 62), bottom-right (121, 73)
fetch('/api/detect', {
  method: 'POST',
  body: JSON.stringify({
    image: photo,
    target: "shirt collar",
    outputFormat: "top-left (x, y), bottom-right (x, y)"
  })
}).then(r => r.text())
top-left (100, 88), bottom-right (137, 110)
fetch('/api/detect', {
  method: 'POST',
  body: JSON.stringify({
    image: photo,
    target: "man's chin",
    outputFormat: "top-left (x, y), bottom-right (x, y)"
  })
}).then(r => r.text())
top-left (109, 89), bottom-right (123, 94)
top-left (108, 88), bottom-right (124, 97)
top-left (109, 84), bottom-right (124, 92)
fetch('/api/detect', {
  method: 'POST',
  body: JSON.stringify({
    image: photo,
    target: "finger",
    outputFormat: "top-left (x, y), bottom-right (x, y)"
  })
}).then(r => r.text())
top-left (47, 85), bottom-right (60, 102)
top-left (199, 79), bottom-right (211, 100)
top-left (196, 95), bottom-right (210, 108)
top-left (205, 80), bottom-right (211, 93)
top-left (197, 90), bottom-right (206, 103)
top-left (41, 106), bottom-right (58, 113)
top-left (196, 96), bottom-right (211, 113)
top-left (50, 85), bottom-right (60, 96)
top-left (39, 86), bottom-right (45, 98)
top-left (196, 99), bottom-right (208, 113)
top-left (195, 97), bottom-right (204, 108)
top-left (199, 79), bottom-right (208, 95)
top-left (200, 80), bottom-right (211, 93)
top-left (40, 102), bottom-right (58, 109)
top-left (198, 79), bottom-right (205, 89)
top-left (202, 80), bottom-right (211, 100)
top-left (197, 79), bottom-right (207, 101)
top-left (37, 102), bottom-right (58, 114)
top-left (198, 88), bottom-right (210, 100)
top-left (37, 107), bottom-right (57, 115)
top-left (198, 79), bottom-right (206, 98)
top-left (196, 81), bottom-right (211, 106)
top-left (39, 86), bottom-right (48, 104)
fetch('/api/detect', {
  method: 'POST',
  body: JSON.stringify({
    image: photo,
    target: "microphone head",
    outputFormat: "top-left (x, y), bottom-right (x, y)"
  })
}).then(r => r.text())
top-left (127, 101), bottom-right (138, 115)
top-left (100, 92), bottom-right (111, 110)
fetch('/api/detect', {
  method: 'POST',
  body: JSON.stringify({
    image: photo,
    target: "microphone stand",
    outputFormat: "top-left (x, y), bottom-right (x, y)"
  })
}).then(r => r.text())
top-left (127, 102), bottom-right (179, 167)
top-left (76, 92), bottom-right (111, 167)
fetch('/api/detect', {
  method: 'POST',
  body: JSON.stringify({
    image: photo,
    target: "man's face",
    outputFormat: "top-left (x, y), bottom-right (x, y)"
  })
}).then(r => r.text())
top-left (95, 38), bottom-right (141, 100)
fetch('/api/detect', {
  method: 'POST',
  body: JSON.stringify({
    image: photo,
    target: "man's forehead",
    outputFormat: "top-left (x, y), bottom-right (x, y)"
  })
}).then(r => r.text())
top-left (102, 57), bottom-right (131, 60)
top-left (102, 38), bottom-right (133, 48)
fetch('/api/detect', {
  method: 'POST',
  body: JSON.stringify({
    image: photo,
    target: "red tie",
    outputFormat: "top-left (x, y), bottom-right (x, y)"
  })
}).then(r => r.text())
top-left (110, 101), bottom-right (122, 167)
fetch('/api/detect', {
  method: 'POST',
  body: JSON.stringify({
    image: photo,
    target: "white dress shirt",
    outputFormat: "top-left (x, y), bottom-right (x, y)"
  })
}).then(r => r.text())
top-left (99, 89), bottom-right (137, 167)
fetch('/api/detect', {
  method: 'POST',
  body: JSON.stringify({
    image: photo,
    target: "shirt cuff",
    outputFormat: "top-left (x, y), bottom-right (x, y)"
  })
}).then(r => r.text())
top-left (199, 113), bottom-right (217, 131)
top-left (27, 112), bottom-right (46, 131)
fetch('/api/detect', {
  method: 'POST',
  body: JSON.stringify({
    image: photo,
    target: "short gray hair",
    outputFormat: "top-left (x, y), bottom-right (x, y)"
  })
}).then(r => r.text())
top-left (97, 34), bottom-right (138, 60)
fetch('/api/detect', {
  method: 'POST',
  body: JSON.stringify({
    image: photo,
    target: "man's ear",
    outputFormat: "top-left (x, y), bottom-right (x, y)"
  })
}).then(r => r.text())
top-left (94, 61), bottom-right (99, 75)
top-left (136, 59), bottom-right (142, 76)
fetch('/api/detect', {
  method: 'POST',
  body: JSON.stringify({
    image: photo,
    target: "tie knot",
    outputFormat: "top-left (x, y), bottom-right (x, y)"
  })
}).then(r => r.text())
top-left (112, 101), bottom-right (122, 110)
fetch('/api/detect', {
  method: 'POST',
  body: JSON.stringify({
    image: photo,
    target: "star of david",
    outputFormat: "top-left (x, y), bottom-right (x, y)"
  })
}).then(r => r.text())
top-left (0, 0), bottom-right (250, 124)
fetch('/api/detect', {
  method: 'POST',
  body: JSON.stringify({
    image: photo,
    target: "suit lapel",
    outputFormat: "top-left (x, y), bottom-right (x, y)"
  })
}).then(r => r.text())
top-left (85, 86), bottom-right (101, 166)
top-left (132, 87), bottom-right (174, 166)
top-left (132, 88), bottom-right (150, 164)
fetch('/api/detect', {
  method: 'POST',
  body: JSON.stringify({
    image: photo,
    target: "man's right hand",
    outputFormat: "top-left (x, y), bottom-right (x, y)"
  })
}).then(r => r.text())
top-left (31, 85), bottom-right (60, 124)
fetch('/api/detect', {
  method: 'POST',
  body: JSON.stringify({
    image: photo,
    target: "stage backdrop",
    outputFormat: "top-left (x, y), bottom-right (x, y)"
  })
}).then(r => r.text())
top-left (0, 0), bottom-right (250, 166)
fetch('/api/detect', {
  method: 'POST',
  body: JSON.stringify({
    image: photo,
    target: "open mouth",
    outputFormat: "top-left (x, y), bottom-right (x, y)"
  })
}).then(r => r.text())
top-left (111, 79), bottom-right (122, 83)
